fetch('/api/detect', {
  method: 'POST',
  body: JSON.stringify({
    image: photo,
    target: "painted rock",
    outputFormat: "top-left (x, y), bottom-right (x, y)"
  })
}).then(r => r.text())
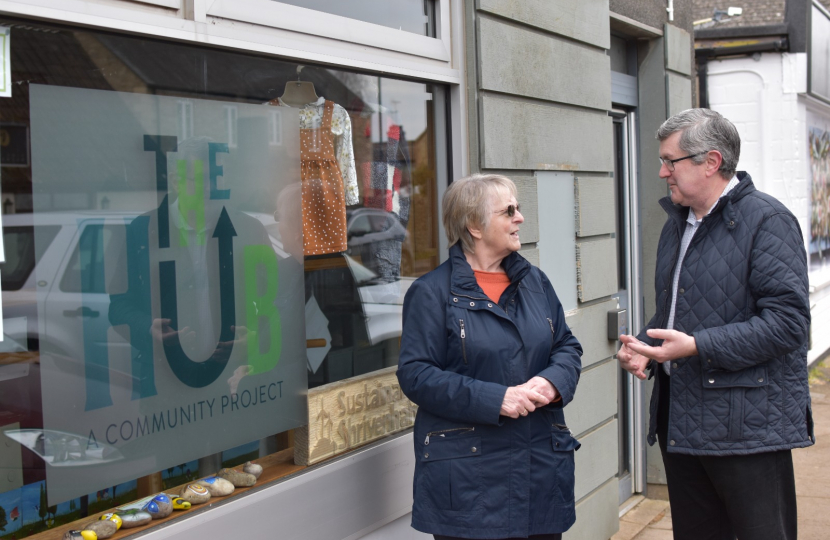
top-left (196, 476), bottom-right (235, 496)
top-left (180, 483), bottom-right (211, 504)
top-left (98, 513), bottom-right (123, 531)
top-left (217, 467), bottom-right (256, 487)
top-left (81, 520), bottom-right (118, 539)
top-left (149, 493), bottom-right (174, 518)
top-left (170, 496), bottom-right (192, 510)
top-left (114, 509), bottom-right (152, 528)
top-left (243, 461), bottom-right (263, 479)
top-left (62, 531), bottom-right (97, 540)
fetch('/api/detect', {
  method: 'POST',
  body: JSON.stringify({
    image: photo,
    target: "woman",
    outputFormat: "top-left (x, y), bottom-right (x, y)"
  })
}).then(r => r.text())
top-left (397, 174), bottom-right (583, 540)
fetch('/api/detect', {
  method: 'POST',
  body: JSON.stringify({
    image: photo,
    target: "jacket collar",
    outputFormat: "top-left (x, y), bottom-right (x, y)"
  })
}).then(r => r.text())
top-left (659, 171), bottom-right (755, 231)
top-left (448, 243), bottom-right (531, 297)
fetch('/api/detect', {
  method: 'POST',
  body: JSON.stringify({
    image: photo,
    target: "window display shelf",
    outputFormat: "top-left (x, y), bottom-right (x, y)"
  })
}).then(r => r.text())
top-left (27, 448), bottom-right (306, 540)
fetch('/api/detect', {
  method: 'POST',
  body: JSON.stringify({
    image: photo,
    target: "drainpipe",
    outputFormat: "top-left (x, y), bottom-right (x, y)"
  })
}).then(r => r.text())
top-left (667, 0), bottom-right (675, 21)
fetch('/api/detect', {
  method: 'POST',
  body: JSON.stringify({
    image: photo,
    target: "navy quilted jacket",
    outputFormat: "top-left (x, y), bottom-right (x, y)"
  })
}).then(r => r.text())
top-left (397, 244), bottom-right (582, 538)
top-left (639, 172), bottom-right (815, 455)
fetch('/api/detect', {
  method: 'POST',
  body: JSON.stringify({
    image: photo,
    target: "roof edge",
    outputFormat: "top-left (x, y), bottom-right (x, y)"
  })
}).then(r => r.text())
top-left (694, 23), bottom-right (788, 40)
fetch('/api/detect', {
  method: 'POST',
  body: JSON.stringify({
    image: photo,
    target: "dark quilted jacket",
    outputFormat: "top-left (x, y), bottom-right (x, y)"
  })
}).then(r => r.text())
top-left (639, 172), bottom-right (815, 455)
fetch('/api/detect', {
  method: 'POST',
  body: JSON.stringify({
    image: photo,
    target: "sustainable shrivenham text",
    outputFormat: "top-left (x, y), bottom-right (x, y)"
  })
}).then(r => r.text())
top-left (332, 383), bottom-right (416, 448)
top-left (87, 382), bottom-right (283, 447)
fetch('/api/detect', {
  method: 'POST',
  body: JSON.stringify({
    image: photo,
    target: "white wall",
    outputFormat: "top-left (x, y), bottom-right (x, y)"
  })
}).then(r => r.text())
top-left (707, 52), bottom-right (810, 234)
top-left (706, 51), bottom-right (830, 365)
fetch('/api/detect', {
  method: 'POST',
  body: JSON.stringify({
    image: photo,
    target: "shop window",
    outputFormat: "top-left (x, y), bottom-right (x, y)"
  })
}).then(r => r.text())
top-left (0, 19), bottom-right (445, 539)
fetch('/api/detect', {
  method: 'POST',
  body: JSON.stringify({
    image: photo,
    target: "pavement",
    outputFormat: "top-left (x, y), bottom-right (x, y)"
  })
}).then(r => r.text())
top-left (612, 358), bottom-right (830, 540)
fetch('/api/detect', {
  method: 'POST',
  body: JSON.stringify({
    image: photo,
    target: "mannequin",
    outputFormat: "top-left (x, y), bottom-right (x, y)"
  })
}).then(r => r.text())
top-left (279, 66), bottom-right (319, 107)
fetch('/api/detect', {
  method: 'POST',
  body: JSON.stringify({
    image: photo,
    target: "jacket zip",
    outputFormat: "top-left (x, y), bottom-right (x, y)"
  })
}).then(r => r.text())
top-left (459, 319), bottom-right (467, 364)
top-left (425, 427), bottom-right (475, 445)
top-left (547, 317), bottom-right (556, 352)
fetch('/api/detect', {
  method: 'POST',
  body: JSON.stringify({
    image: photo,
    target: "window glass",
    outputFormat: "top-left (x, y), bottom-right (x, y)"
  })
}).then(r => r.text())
top-left (275, 0), bottom-right (436, 36)
top-left (0, 19), bottom-right (444, 539)
top-left (1, 225), bottom-right (60, 291)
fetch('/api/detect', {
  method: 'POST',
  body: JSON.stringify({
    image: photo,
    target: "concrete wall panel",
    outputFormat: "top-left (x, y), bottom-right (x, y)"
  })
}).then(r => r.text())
top-left (575, 175), bottom-right (616, 237)
top-left (667, 72), bottom-right (692, 117)
top-left (519, 245), bottom-right (540, 267)
top-left (513, 175), bottom-right (539, 243)
top-left (665, 23), bottom-right (691, 75)
top-left (480, 95), bottom-right (613, 172)
top-left (478, 0), bottom-right (610, 49)
top-left (567, 360), bottom-right (618, 437)
top-left (564, 298), bottom-right (619, 369)
top-left (478, 16), bottom-right (610, 111)
top-left (576, 238), bottom-right (619, 301)
top-left (564, 478), bottom-right (620, 540)
top-left (574, 420), bottom-right (619, 501)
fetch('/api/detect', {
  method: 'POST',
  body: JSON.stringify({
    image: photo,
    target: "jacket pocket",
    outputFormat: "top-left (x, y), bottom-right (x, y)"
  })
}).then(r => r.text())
top-left (419, 434), bottom-right (482, 513)
top-left (548, 426), bottom-right (580, 504)
top-left (701, 365), bottom-right (769, 442)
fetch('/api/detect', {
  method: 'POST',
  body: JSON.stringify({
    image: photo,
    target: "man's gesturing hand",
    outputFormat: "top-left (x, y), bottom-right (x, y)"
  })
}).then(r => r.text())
top-left (617, 337), bottom-right (650, 380)
top-left (620, 329), bottom-right (698, 367)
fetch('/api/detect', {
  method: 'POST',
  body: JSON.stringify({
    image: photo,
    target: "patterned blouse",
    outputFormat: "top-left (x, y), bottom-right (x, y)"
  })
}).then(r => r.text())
top-left (277, 96), bottom-right (359, 206)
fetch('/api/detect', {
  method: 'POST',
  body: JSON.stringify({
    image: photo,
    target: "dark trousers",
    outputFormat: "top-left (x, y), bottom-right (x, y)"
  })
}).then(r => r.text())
top-left (656, 369), bottom-right (797, 540)
top-left (432, 533), bottom-right (562, 540)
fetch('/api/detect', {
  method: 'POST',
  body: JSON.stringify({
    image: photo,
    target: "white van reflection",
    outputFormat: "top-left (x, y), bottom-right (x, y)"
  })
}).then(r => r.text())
top-left (2, 210), bottom-right (412, 385)
top-left (3, 428), bottom-right (123, 466)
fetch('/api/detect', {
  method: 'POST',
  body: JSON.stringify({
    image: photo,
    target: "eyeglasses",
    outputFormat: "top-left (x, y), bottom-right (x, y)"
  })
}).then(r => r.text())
top-left (494, 204), bottom-right (521, 217)
top-left (659, 152), bottom-right (705, 172)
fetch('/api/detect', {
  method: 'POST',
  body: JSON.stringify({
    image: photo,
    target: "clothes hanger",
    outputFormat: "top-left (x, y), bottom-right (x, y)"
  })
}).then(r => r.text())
top-left (279, 65), bottom-right (320, 107)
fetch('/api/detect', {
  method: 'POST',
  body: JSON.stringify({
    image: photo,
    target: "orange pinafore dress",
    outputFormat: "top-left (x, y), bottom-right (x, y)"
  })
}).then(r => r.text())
top-left (298, 100), bottom-right (348, 256)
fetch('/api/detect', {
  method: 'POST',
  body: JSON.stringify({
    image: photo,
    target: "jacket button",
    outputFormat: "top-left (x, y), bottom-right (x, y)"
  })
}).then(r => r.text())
top-left (453, 298), bottom-right (458, 302)
top-left (673, 362), bottom-right (678, 369)
top-left (708, 378), bottom-right (715, 384)
top-left (670, 440), bottom-right (676, 446)
top-left (424, 453), bottom-right (429, 459)
top-left (679, 288), bottom-right (685, 294)
top-left (707, 359), bottom-right (712, 363)
top-left (470, 302), bottom-right (475, 307)
top-left (729, 221), bottom-right (735, 226)
top-left (488, 303), bottom-right (493, 308)
top-left (471, 447), bottom-right (477, 453)
top-left (758, 377), bottom-right (764, 383)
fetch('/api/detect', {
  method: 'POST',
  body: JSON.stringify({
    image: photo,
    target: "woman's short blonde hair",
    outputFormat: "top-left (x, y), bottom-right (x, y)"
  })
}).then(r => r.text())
top-left (442, 174), bottom-right (517, 253)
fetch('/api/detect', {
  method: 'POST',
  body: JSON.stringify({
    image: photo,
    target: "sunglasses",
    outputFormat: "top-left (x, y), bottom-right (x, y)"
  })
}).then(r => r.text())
top-left (494, 204), bottom-right (521, 217)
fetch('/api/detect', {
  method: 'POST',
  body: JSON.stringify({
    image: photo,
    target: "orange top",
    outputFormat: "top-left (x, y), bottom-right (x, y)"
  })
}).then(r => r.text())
top-left (474, 270), bottom-right (511, 304)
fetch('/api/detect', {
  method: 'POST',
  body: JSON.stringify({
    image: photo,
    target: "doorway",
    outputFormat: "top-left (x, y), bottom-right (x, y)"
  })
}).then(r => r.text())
top-left (611, 109), bottom-right (646, 505)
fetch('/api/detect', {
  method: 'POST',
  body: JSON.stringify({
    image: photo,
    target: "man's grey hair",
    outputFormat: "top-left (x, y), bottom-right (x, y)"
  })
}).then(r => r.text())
top-left (656, 108), bottom-right (741, 179)
top-left (442, 174), bottom-right (517, 254)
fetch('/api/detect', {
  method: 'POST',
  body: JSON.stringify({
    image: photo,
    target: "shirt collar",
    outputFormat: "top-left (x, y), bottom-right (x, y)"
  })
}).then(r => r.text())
top-left (688, 174), bottom-right (740, 224)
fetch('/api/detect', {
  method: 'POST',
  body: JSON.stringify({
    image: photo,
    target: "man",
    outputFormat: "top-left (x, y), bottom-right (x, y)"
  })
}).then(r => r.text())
top-left (618, 108), bottom-right (814, 540)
